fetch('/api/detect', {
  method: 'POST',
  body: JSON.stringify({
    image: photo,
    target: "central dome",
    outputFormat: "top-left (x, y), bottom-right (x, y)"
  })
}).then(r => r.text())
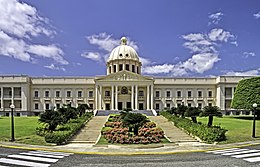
top-left (107, 37), bottom-right (140, 62)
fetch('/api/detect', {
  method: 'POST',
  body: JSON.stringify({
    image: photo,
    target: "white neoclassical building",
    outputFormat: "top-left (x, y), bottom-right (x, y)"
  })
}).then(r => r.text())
top-left (0, 37), bottom-right (253, 116)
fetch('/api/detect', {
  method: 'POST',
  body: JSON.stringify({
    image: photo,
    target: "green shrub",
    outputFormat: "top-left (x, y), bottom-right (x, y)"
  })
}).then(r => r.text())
top-left (45, 131), bottom-right (71, 145)
top-left (161, 111), bottom-right (227, 143)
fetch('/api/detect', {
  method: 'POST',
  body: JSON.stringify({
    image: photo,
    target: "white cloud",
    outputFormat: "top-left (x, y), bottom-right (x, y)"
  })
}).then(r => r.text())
top-left (225, 69), bottom-right (259, 76)
top-left (142, 64), bottom-right (174, 74)
top-left (254, 12), bottom-right (260, 19)
top-left (82, 33), bottom-right (139, 63)
top-left (139, 57), bottom-right (152, 66)
top-left (208, 12), bottom-right (224, 25)
top-left (243, 52), bottom-right (256, 58)
top-left (44, 64), bottom-right (66, 71)
top-left (208, 28), bottom-right (234, 42)
top-left (0, 0), bottom-right (67, 65)
top-left (81, 52), bottom-right (102, 62)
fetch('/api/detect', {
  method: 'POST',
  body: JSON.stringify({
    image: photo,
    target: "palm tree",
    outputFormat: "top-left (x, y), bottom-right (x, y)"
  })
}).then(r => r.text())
top-left (176, 105), bottom-right (188, 118)
top-left (200, 106), bottom-right (222, 126)
top-left (77, 104), bottom-right (90, 117)
top-left (184, 107), bottom-right (201, 123)
top-left (122, 113), bottom-right (148, 135)
top-left (39, 109), bottom-right (63, 131)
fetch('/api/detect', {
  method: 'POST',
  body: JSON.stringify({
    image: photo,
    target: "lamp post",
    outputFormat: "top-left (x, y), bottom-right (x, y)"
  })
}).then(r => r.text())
top-left (10, 104), bottom-right (15, 142)
top-left (252, 103), bottom-right (258, 138)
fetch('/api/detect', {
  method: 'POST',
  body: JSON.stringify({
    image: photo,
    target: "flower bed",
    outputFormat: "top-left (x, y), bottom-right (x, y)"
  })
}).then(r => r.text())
top-left (101, 114), bottom-right (165, 144)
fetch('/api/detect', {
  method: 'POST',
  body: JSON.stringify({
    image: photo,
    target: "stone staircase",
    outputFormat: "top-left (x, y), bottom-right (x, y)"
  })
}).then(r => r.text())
top-left (95, 110), bottom-right (154, 116)
top-left (69, 116), bottom-right (108, 144)
top-left (148, 116), bottom-right (198, 143)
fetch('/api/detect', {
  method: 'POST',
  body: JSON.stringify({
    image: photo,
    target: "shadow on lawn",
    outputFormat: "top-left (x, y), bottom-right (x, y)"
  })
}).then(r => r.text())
top-left (231, 116), bottom-right (260, 121)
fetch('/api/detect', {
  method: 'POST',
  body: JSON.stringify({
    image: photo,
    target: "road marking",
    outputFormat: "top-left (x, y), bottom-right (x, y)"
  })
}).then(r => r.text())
top-left (29, 150), bottom-right (73, 156)
top-left (207, 148), bottom-right (240, 153)
top-left (0, 158), bottom-right (50, 167)
top-left (222, 150), bottom-right (260, 156)
top-left (244, 157), bottom-right (260, 162)
top-left (232, 152), bottom-right (260, 158)
top-left (20, 152), bottom-right (64, 159)
top-left (8, 155), bottom-right (59, 163)
top-left (0, 165), bottom-right (9, 167)
top-left (209, 149), bottom-right (248, 154)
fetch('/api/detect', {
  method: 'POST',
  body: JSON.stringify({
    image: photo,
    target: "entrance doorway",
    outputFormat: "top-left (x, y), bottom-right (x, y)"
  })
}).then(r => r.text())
top-left (127, 102), bottom-right (131, 109)
top-left (139, 103), bottom-right (144, 110)
top-left (105, 103), bottom-right (110, 110)
top-left (118, 102), bottom-right (123, 110)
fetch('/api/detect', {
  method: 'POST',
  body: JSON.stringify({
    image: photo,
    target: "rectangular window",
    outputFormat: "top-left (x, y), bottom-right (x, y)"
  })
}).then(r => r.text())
top-left (89, 103), bottom-right (93, 109)
top-left (166, 91), bottom-right (171, 98)
top-left (188, 91), bottom-right (192, 97)
top-left (34, 103), bottom-right (39, 110)
top-left (78, 91), bottom-right (82, 97)
top-left (208, 103), bottom-right (212, 107)
top-left (155, 91), bottom-right (160, 97)
top-left (113, 65), bottom-right (117, 73)
top-left (9, 90), bottom-right (12, 96)
top-left (225, 87), bottom-right (232, 97)
top-left (105, 91), bottom-right (110, 97)
top-left (208, 91), bottom-right (212, 97)
top-left (139, 91), bottom-right (144, 97)
top-left (177, 103), bottom-right (181, 107)
top-left (126, 64), bottom-right (129, 71)
top-left (177, 91), bottom-right (181, 98)
top-left (119, 64), bottom-right (123, 71)
top-left (132, 65), bottom-right (135, 72)
top-left (188, 103), bottom-right (192, 107)
top-left (89, 91), bottom-right (93, 98)
top-left (67, 91), bottom-right (71, 97)
top-left (34, 91), bottom-right (39, 97)
top-left (166, 103), bottom-right (171, 109)
top-left (56, 103), bottom-right (60, 109)
top-left (198, 91), bottom-right (202, 98)
top-left (45, 91), bottom-right (49, 98)
top-left (137, 67), bottom-right (139, 74)
top-left (45, 103), bottom-right (49, 110)
top-left (55, 91), bottom-right (60, 97)
top-left (0, 102), bottom-right (2, 108)
top-left (198, 103), bottom-right (202, 109)
top-left (156, 103), bottom-right (160, 110)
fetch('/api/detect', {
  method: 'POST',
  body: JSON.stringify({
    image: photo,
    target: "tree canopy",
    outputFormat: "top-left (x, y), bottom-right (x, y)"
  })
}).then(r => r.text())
top-left (231, 77), bottom-right (260, 110)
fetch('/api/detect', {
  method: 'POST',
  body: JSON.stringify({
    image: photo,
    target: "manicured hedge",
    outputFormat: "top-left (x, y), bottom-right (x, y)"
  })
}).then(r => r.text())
top-left (39, 112), bottom-right (93, 145)
top-left (161, 112), bottom-right (227, 143)
top-left (231, 77), bottom-right (260, 110)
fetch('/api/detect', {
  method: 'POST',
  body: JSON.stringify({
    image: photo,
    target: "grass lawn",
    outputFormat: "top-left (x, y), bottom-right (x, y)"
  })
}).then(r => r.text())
top-left (197, 116), bottom-right (260, 144)
top-left (0, 116), bottom-right (48, 145)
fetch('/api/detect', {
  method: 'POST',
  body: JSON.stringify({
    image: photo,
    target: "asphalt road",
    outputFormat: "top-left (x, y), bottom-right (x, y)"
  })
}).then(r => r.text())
top-left (1, 145), bottom-right (260, 167)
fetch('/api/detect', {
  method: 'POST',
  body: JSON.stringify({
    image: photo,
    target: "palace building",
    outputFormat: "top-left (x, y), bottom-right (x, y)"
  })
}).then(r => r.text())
top-left (0, 37), bottom-right (252, 116)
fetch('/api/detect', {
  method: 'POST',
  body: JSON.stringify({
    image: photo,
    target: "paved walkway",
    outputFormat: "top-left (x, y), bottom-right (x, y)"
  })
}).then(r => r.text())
top-left (148, 116), bottom-right (198, 143)
top-left (69, 116), bottom-right (108, 144)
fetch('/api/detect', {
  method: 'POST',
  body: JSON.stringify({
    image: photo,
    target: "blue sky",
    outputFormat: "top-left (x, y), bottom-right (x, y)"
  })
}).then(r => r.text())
top-left (0, 0), bottom-right (260, 77)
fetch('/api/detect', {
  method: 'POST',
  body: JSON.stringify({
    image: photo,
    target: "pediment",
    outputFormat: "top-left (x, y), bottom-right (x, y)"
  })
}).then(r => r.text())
top-left (96, 70), bottom-right (153, 82)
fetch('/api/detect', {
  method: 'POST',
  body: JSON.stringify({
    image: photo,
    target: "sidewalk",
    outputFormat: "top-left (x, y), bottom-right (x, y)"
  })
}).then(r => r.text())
top-left (69, 116), bottom-right (108, 144)
top-left (148, 116), bottom-right (198, 143)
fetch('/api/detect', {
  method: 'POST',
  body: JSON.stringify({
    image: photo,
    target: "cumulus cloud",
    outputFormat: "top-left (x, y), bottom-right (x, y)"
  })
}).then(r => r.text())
top-left (208, 12), bottom-right (224, 25)
top-left (143, 28), bottom-right (235, 76)
top-left (0, 0), bottom-right (67, 65)
top-left (253, 12), bottom-right (260, 19)
top-left (44, 64), bottom-right (66, 71)
top-left (82, 32), bottom-right (140, 63)
top-left (243, 52), bottom-right (256, 58)
top-left (81, 52), bottom-right (102, 62)
top-left (224, 69), bottom-right (259, 76)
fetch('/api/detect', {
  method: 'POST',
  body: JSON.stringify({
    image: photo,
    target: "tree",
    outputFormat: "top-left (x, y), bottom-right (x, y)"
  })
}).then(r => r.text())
top-left (184, 107), bottom-right (201, 123)
top-left (122, 113), bottom-right (148, 135)
top-left (200, 106), bottom-right (222, 127)
top-left (39, 109), bottom-right (63, 131)
top-left (231, 77), bottom-right (260, 110)
top-left (176, 105), bottom-right (188, 118)
top-left (58, 106), bottom-right (78, 124)
top-left (77, 104), bottom-right (90, 117)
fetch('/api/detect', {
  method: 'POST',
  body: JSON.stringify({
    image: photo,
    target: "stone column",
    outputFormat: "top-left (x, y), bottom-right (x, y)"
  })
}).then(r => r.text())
top-left (99, 85), bottom-right (102, 110)
top-left (111, 85), bottom-right (114, 110)
top-left (147, 85), bottom-right (150, 110)
top-left (115, 85), bottom-right (118, 110)
top-left (0, 87), bottom-right (3, 109)
top-left (11, 87), bottom-right (14, 105)
top-left (131, 85), bottom-right (134, 110)
top-left (95, 85), bottom-right (98, 110)
top-left (151, 85), bottom-right (154, 110)
top-left (135, 85), bottom-right (138, 110)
